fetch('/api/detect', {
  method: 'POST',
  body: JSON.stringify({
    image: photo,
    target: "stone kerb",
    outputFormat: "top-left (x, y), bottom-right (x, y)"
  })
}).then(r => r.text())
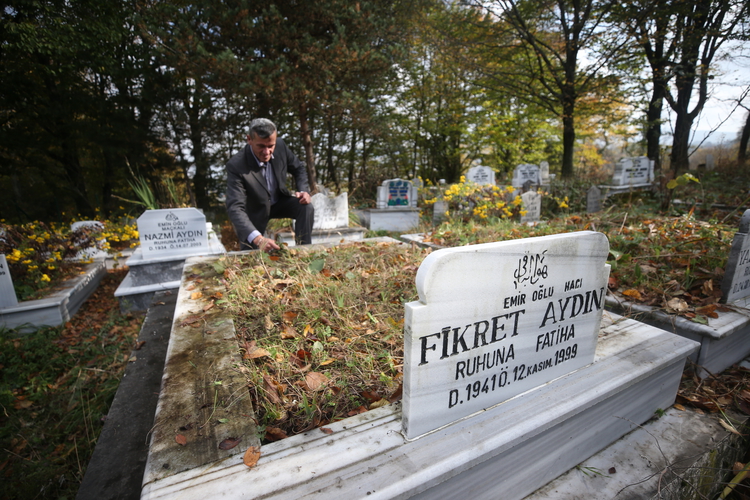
top-left (721, 209), bottom-right (750, 303)
top-left (403, 231), bottom-right (611, 439)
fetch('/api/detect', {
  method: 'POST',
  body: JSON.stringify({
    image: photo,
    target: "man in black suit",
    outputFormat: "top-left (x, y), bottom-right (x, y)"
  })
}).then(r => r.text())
top-left (225, 118), bottom-right (314, 251)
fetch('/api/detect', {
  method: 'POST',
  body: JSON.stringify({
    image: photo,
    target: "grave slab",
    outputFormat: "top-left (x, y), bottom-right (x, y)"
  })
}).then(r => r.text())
top-left (140, 311), bottom-right (697, 500)
top-left (0, 261), bottom-right (107, 331)
top-left (275, 192), bottom-right (367, 246)
top-left (365, 207), bottom-right (421, 232)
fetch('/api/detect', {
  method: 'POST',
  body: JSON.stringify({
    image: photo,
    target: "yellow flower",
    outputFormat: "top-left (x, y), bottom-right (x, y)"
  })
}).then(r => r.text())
top-left (22, 259), bottom-right (32, 264)
top-left (28, 265), bottom-right (38, 271)
top-left (41, 274), bottom-right (50, 282)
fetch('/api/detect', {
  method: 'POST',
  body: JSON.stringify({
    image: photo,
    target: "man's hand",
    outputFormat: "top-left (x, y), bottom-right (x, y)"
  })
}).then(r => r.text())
top-left (295, 191), bottom-right (311, 204)
top-left (253, 234), bottom-right (280, 253)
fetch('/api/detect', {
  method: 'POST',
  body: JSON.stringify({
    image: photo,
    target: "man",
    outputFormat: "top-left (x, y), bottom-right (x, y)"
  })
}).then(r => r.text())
top-left (225, 118), bottom-right (314, 251)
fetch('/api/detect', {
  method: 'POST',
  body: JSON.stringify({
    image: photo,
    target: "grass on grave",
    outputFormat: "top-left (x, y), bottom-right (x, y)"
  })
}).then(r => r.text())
top-left (220, 241), bottom-right (430, 443)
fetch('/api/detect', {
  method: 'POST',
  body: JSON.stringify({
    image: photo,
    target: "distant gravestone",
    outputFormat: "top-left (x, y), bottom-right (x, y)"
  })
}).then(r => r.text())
top-left (311, 193), bottom-right (349, 230)
top-left (540, 161), bottom-right (550, 185)
top-left (612, 157), bottom-right (653, 186)
top-left (376, 178), bottom-right (418, 209)
top-left (0, 255), bottom-right (18, 308)
top-left (137, 208), bottom-right (210, 260)
top-left (706, 154), bottom-right (715, 171)
top-left (721, 210), bottom-right (750, 303)
top-left (520, 191), bottom-right (542, 224)
top-left (466, 166), bottom-right (496, 186)
top-left (402, 232), bottom-right (610, 439)
top-left (433, 200), bottom-right (448, 225)
top-left (587, 186), bottom-right (602, 213)
top-left (512, 164), bottom-right (541, 188)
top-left (71, 220), bottom-right (108, 261)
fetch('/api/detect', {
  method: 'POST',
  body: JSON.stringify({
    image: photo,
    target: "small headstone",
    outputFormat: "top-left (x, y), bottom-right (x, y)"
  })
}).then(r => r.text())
top-left (71, 221), bottom-right (108, 261)
top-left (520, 191), bottom-right (542, 224)
top-left (465, 166), bottom-right (496, 186)
top-left (412, 178), bottom-right (424, 189)
top-left (706, 154), bottom-right (715, 171)
top-left (721, 209), bottom-right (750, 303)
top-left (540, 161), bottom-right (550, 184)
top-left (137, 208), bottom-right (210, 260)
top-left (376, 179), bottom-right (418, 209)
top-left (433, 200), bottom-right (448, 225)
top-left (512, 164), bottom-right (541, 188)
top-left (612, 157), bottom-right (653, 185)
top-left (311, 193), bottom-right (349, 230)
top-left (0, 255), bottom-right (19, 308)
top-left (587, 186), bottom-right (602, 213)
top-left (402, 232), bottom-right (610, 438)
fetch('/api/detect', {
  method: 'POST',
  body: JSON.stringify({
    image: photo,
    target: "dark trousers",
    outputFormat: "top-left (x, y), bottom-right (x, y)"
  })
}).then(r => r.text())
top-left (270, 195), bottom-right (314, 245)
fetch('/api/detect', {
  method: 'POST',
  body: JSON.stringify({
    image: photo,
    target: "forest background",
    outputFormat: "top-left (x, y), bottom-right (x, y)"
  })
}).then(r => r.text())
top-left (1, 0), bottom-right (750, 225)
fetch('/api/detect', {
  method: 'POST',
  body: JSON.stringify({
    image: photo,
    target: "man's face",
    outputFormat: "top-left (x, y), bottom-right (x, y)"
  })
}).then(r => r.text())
top-left (247, 132), bottom-right (277, 163)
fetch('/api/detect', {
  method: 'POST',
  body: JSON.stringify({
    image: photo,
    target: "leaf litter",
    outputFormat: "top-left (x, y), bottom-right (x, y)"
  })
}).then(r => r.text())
top-left (220, 241), bottom-right (429, 443)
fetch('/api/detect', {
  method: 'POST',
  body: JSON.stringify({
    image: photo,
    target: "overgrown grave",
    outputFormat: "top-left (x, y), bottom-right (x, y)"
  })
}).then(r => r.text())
top-left (142, 233), bottom-right (698, 500)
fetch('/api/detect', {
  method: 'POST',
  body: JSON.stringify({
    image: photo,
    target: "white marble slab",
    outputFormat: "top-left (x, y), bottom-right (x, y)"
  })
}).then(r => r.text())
top-left (466, 166), bottom-right (495, 186)
top-left (137, 209), bottom-right (210, 260)
top-left (511, 164), bottom-right (541, 188)
top-left (520, 191), bottom-right (542, 224)
top-left (0, 255), bottom-right (18, 308)
top-left (721, 209), bottom-right (750, 303)
top-left (311, 192), bottom-right (349, 230)
top-left (402, 231), bottom-right (610, 438)
top-left (611, 157), bottom-right (653, 186)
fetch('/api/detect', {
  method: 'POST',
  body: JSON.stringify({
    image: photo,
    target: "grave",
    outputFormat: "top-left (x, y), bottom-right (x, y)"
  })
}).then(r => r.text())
top-left (539, 161), bottom-right (550, 185)
top-left (520, 190), bottom-right (542, 225)
top-left (114, 208), bottom-right (225, 312)
top-left (511, 164), bottom-right (541, 188)
top-left (599, 156), bottom-right (655, 198)
top-left (586, 185), bottom-right (602, 213)
top-left (0, 255), bottom-right (19, 309)
top-left (140, 234), bottom-right (698, 500)
top-left (276, 192), bottom-right (366, 246)
top-left (607, 208), bottom-right (750, 379)
top-left (70, 220), bottom-right (109, 262)
top-left (362, 178), bottom-right (421, 232)
top-left (465, 165), bottom-right (495, 185)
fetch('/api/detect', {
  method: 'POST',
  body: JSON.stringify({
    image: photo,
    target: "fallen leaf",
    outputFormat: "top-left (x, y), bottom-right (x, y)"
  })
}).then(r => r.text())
top-left (282, 310), bottom-right (298, 323)
top-left (219, 437), bottom-right (242, 450)
top-left (264, 315), bottom-right (274, 331)
top-left (667, 297), bottom-right (689, 312)
top-left (370, 398), bottom-right (390, 409)
top-left (319, 358), bottom-right (335, 366)
top-left (264, 427), bottom-right (288, 442)
top-left (320, 427), bottom-right (333, 435)
top-left (622, 289), bottom-right (642, 301)
top-left (243, 446), bottom-right (261, 468)
top-left (608, 467), bottom-right (616, 474)
top-left (361, 391), bottom-right (381, 403)
top-left (674, 403), bottom-right (685, 411)
top-left (175, 434), bottom-right (188, 446)
top-left (134, 340), bottom-right (146, 350)
top-left (263, 374), bottom-right (283, 404)
top-left (281, 324), bottom-right (297, 339)
top-left (305, 372), bottom-right (328, 391)
top-left (719, 419), bottom-right (745, 436)
top-left (245, 347), bottom-right (270, 360)
top-left (14, 399), bottom-right (32, 410)
top-left (191, 291), bottom-right (203, 300)
top-left (202, 302), bottom-right (215, 312)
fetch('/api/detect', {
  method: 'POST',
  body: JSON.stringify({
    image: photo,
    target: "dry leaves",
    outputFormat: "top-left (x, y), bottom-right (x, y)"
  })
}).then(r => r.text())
top-left (175, 434), bottom-right (187, 446)
top-left (219, 437), bottom-right (242, 450)
top-left (243, 446), bottom-right (261, 468)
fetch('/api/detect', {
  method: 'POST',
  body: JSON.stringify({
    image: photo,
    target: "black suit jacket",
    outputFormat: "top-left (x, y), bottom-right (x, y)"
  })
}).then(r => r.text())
top-left (225, 137), bottom-right (310, 244)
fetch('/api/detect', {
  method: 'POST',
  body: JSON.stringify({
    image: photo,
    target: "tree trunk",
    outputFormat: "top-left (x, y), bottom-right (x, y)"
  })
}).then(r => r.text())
top-left (739, 111), bottom-right (750, 167)
top-left (188, 81), bottom-right (210, 209)
top-left (645, 81), bottom-right (666, 173)
top-left (561, 100), bottom-right (575, 179)
top-left (299, 103), bottom-right (318, 193)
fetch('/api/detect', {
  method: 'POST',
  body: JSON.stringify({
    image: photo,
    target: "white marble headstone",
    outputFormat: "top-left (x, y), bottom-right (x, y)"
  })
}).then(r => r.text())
top-left (0, 255), bottom-right (19, 308)
top-left (311, 193), bottom-right (349, 230)
top-left (706, 154), bottom-right (715, 171)
top-left (376, 179), bottom-right (418, 209)
top-left (403, 232), bottom-right (610, 439)
top-left (465, 166), bottom-right (496, 186)
top-left (71, 220), bottom-right (108, 260)
top-left (612, 157), bottom-right (653, 185)
top-left (722, 210), bottom-right (750, 303)
top-left (137, 208), bottom-right (209, 260)
top-left (520, 191), bottom-right (542, 224)
top-left (587, 185), bottom-right (602, 213)
top-left (540, 161), bottom-right (550, 184)
top-left (512, 164), bottom-right (541, 188)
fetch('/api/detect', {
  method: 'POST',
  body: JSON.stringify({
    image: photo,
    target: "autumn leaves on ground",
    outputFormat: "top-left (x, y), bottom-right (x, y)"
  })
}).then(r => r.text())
top-left (0, 269), bottom-right (142, 500)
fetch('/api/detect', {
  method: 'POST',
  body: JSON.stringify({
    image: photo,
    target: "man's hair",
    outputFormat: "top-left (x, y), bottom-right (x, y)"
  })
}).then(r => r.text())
top-left (248, 118), bottom-right (277, 139)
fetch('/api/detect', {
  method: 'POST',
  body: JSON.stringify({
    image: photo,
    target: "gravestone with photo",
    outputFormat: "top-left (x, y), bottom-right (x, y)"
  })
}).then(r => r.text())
top-left (520, 190), bottom-right (542, 224)
top-left (276, 192), bottom-right (366, 246)
top-left (0, 255), bottom-right (18, 309)
top-left (587, 185), bottom-right (602, 213)
top-left (511, 164), bottom-right (541, 188)
top-left (363, 178), bottom-right (421, 232)
top-left (466, 165), bottom-right (496, 186)
top-left (115, 208), bottom-right (226, 312)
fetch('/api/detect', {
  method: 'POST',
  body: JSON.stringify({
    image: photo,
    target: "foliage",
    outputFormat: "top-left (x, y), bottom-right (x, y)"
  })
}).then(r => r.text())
top-left (0, 271), bottom-right (142, 500)
top-left (221, 242), bottom-right (430, 442)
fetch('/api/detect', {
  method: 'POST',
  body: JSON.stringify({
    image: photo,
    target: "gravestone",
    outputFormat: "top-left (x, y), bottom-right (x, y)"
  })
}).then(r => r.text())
top-left (706, 154), bottom-right (715, 171)
top-left (721, 209), bottom-right (750, 303)
top-left (71, 220), bottom-right (108, 261)
top-left (403, 232), bottom-right (610, 438)
top-left (376, 178), bottom-right (418, 209)
top-left (520, 191), bottom-right (542, 224)
top-left (0, 255), bottom-right (18, 309)
top-left (587, 185), bottom-right (602, 213)
top-left (512, 164), bottom-right (541, 188)
top-left (433, 199), bottom-right (449, 225)
top-left (611, 157), bottom-right (653, 186)
top-left (137, 208), bottom-right (210, 260)
top-left (466, 165), bottom-right (496, 186)
top-left (311, 193), bottom-right (349, 230)
top-left (540, 161), bottom-right (550, 185)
